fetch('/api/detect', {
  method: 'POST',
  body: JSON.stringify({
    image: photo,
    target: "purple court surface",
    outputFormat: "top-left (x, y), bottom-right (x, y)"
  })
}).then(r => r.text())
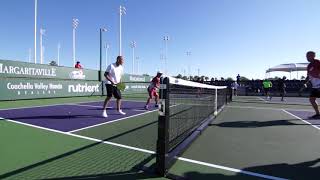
top-left (0, 101), bottom-right (157, 132)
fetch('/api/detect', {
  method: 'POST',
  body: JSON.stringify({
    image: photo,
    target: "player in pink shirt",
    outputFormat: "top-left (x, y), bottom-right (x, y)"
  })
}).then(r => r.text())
top-left (303, 51), bottom-right (320, 118)
top-left (145, 71), bottom-right (163, 110)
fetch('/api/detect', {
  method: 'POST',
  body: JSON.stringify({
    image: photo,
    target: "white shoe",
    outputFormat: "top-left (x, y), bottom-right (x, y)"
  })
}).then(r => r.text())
top-left (118, 110), bottom-right (126, 115)
top-left (102, 110), bottom-right (108, 118)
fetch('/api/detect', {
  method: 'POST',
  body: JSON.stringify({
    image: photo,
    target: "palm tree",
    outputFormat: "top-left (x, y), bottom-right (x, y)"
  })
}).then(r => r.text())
top-left (49, 60), bottom-right (58, 66)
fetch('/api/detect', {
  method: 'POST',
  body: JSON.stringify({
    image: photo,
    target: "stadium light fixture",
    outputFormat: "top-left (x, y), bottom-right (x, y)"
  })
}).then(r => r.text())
top-left (72, 18), bottom-right (79, 66)
top-left (119, 6), bottom-right (126, 55)
top-left (163, 35), bottom-right (170, 74)
top-left (57, 43), bottom-right (61, 66)
top-left (34, 0), bottom-right (37, 63)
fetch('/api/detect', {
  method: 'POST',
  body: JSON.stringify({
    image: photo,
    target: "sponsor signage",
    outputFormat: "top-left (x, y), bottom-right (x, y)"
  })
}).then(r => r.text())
top-left (0, 59), bottom-right (98, 80)
top-left (122, 74), bottom-right (152, 82)
top-left (0, 78), bottom-right (102, 100)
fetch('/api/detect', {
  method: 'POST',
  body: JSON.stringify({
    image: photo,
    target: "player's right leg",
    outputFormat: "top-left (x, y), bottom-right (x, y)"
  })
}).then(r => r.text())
top-left (102, 84), bottom-right (113, 117)
top-left (145, 88), bottom-right (153, 110)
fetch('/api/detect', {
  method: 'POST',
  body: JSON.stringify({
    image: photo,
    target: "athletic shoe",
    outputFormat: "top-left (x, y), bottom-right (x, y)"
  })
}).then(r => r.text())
top-left (102, 110), bottom-right (108, 118)
top-left (144, 105), bottom-right (149, 110)
top-left (309, 114), bottom-right (320, 119)
top-left (118, 110), bottom-right (126, 115)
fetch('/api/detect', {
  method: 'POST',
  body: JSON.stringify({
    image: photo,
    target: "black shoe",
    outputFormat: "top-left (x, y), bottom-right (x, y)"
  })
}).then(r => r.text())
top-left (309, 114), bottom-right (320, 119)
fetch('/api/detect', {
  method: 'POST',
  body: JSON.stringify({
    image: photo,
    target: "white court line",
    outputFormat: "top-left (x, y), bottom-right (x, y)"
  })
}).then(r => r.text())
top-left (238, 96), bottom-right (311, 105)
top-left (2, 118), bottom-right (288, 180)
top-left (0, 100), bottom-right (105, 111)
top-left (0, 98), bottom-right (146, 111)
top-left (3, 118), bottom-right (154, 154)
top-left (71, 104), bottom-right (110, 109)
top-left (228, 105), bottom-right (314, 112)
top-left (178, 157), bottom-right (288, 180)
top-left (282, 110), bottom-right (320, 131)
top-left (257, 96), bottom-right (268, 102)
top-left (71, 104), bottom-right (147, 112)
top-left (68, 108), bottom-right (159, 133)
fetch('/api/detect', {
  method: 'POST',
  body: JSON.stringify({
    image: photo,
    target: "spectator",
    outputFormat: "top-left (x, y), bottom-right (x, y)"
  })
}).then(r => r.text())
top-left (75, 61), bottom-right (82, 69)
top-left (231, 81), bottom-right (239, 96)
top-left (278, 76), bottom-right (287, 101)
top-left (236, 74), bottom-right (241, 85)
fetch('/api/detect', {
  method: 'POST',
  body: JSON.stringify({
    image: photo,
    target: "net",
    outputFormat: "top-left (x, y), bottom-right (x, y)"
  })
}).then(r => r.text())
top-left (156, 77), bottom-right (231, 176)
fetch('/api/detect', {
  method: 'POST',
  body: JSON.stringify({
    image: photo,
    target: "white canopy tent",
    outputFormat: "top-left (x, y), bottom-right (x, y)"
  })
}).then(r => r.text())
top-left (266, 63), bottom-right (308, 79)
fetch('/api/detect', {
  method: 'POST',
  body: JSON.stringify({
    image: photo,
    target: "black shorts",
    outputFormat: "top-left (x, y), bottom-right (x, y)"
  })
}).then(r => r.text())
top-left (106, 84), bottom-right (122, 99)
top-left (310, 88), bottom-right (320, 98)
top-left (278, 87), bottom-right (286, 94)
top-left (264, 88), bottom-right (270, 93)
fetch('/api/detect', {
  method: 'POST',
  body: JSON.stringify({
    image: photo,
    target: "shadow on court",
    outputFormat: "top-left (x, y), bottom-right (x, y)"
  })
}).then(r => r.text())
top-left (209, 119), bottom-right (320, 128)
top-left (179, 158), bottom-right (320, 180)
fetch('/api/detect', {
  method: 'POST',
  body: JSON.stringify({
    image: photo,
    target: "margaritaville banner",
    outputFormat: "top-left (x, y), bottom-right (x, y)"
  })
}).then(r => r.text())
top-left (0, 78), bottom-right (102, 100)
top-left (0, 59), bottom-right (99, 80)
top-left (0, 59), bottom-right (155, 82)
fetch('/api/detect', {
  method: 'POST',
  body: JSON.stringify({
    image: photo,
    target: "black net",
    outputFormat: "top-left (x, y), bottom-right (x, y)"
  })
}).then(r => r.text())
top-left (156, 77), bottom-right (231, 176)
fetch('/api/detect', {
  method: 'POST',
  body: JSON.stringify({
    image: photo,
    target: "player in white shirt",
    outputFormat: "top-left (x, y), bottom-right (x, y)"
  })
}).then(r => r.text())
top-left (102, 56), bottom-right (126, 117)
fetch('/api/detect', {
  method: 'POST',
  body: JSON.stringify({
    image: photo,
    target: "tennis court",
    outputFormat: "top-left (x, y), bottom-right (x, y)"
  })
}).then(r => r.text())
top-left (1, 91), bottom-right (320, 179)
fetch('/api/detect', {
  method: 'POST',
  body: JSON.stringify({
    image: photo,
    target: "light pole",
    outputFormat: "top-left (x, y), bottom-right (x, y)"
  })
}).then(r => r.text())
top-left (105, 43), bottom-right (110, 69)
top-left (119, 6), bottom-right (126, 56)
top-left (57, 43), bottom-right (61, 66)
top-left (72, 18), bottom-right (79, 66)
top-left (186, 51), bottom-right (191, 78)
top-left (28, 48), bottom-right (32, 63)
top-left (163, 35), bottom-right (170, 74)
top-left (130, 41), bottom-right (136, 74)
top-left (40, 28), bottom-right (45, 64)
top-left (100, 28), bottom-right (107, 96)
top-left (136, 56), bottom-right (140, 74)
top-left (160, 49), bottom-right (164, 72)
top-left (100, 28), bottom-right (107, 80)
top-left (34, 0), bottom-right (37, 63)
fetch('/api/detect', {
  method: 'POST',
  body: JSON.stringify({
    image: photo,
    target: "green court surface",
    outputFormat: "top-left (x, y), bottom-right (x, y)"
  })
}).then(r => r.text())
top-left (1, 96), bottom-right (320, 179)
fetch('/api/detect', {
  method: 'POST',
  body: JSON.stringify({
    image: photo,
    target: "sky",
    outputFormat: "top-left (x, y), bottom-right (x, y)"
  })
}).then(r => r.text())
top-left (0, 0), bottom-right (319, 79)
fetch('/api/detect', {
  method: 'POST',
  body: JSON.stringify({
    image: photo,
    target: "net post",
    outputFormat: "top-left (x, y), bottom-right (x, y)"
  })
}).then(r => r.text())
top-left (214, 88), bottom-right (218, 116)
top-left (156, 77), bottom-right (170, 176)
